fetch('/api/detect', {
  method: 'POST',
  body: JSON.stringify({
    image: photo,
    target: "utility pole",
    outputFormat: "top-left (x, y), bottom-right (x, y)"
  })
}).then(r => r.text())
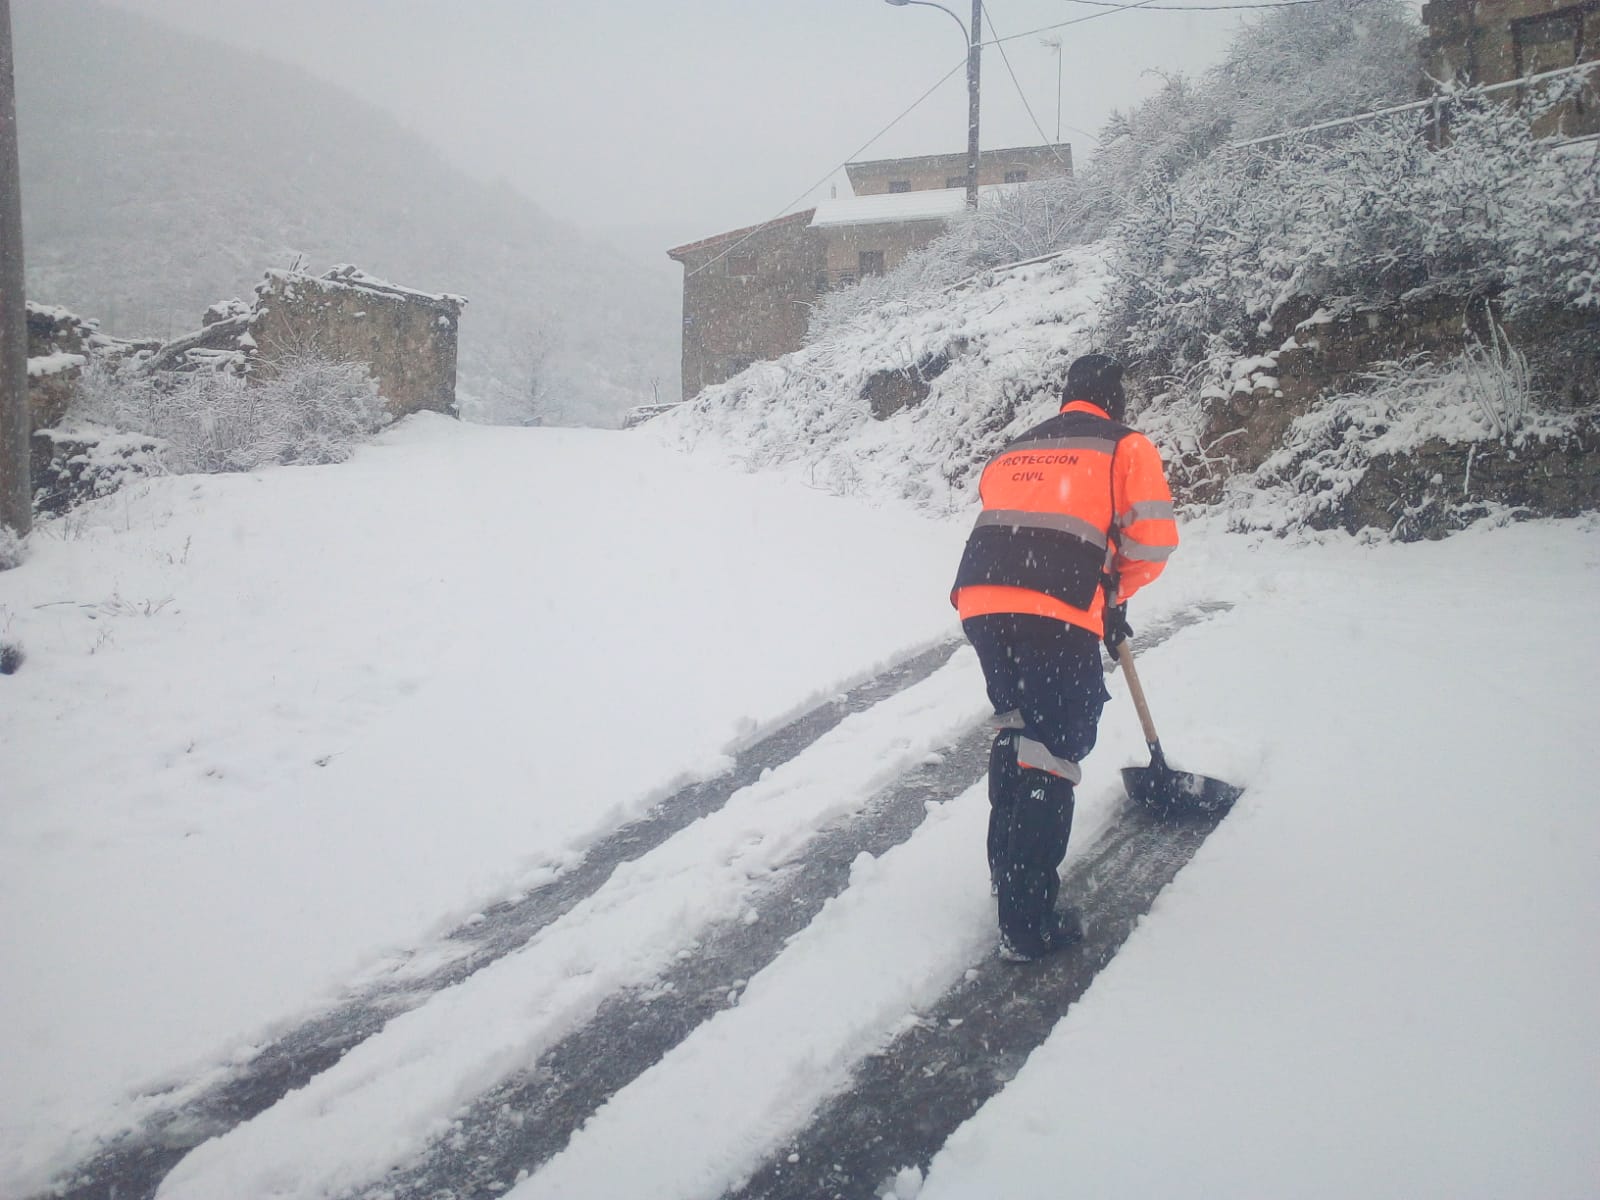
top-left (965, 0), bottom-right (982, 210)
top-left (0, 0), bottom-right (28, 539)
top-left (884, 0), bottom-right (983, 209)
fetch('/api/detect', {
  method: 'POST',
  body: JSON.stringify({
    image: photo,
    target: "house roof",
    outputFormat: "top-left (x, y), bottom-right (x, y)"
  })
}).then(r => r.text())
top-left (808, 184), bottom-right (1019, 229)
top-left (666, 210), bottom-right (818, 260)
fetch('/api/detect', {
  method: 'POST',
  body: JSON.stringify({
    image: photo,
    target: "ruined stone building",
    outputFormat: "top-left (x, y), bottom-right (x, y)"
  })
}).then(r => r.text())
top-left (668, 144), bottom-right (1072, 400)
top-left (1422, 0), bottom-right (1599, 135)
top-left (25, 265), bottom-right (466, 508)
top-left (151, 265), bottom-right (466, 419)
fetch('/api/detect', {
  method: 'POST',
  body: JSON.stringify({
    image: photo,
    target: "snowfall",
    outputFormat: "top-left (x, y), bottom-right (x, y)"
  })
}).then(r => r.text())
top-left (1, 412), bottom-right (1597, 1200)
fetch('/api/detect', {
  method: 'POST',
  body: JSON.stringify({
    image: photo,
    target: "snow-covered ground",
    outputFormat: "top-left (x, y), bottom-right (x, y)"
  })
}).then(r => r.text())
top-left (2, 414), bottom-right (1596, 1199)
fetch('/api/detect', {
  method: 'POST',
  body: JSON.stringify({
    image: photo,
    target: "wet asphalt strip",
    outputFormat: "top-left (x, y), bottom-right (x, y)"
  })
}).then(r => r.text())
top-left (350, 604), bottom-right (1229, 1200)
top-left (41, 640), bottom-right (963, 1200)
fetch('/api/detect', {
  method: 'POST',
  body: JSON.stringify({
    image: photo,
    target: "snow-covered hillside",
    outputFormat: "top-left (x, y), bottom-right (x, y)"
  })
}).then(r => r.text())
top-left (655, 244), bottom-right (1114, 515)
top-left (1, 416), bottom-right (1595, 1199)
top-left (12, 0), bottom-right (679, 426)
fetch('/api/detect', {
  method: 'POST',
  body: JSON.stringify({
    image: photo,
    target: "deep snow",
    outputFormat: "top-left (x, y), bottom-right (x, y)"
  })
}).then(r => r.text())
top-left (1, 415), bottom-right (1596, 1199)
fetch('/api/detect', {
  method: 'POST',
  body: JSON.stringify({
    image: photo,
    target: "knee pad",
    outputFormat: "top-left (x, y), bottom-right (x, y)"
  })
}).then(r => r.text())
top-left (1014, 734), bottom-right (1082, 784)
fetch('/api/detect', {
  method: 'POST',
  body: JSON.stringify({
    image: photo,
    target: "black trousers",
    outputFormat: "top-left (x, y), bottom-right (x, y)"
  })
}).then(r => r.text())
top-left (963, 614), bottom-right (1110, 950)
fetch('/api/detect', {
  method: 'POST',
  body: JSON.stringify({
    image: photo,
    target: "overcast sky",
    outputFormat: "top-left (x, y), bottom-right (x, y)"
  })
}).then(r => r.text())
top-left (104, 0), bottom-right (1257, 254)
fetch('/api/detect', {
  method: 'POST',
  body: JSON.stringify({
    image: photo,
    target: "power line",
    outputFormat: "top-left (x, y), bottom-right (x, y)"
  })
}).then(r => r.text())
top-left (686, 0), bottom-right (1303, 281)
top-left (980, 0), bottom-right (1334, 46)
top-left (982, 6), bottom-right (1073, 167)
top-left (1056, 0), bottom-right (1327, 10)
top-left (686, 57), bottom-right (967, 279)
top-left (984, 0), bottom-right (1187, 159)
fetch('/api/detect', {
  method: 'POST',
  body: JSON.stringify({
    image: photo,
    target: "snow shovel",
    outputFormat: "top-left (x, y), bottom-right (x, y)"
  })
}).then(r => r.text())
top-left (1112, 640), bottom-right (1242, 814)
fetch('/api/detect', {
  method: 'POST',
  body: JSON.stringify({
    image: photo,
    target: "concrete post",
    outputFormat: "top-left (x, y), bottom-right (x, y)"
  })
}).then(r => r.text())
top-left (965, 0), bottom-right (982, 210)
top-left (0, 0), bottom-right (29, 538)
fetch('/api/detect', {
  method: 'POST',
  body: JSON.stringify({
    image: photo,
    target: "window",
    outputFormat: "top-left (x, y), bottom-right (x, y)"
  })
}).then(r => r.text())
top-left (887, 180), bottom-right (912, 193)
top-left (1513, 7), bottom-right (1581, 76)
top-left (946, 176), bottom-right (966, 190)
top-left (1004, 168), bottom-right (1029, 183)
top-left (1511, 6), bottom-right (1590, 127)
top-left (726, 251), bottom-right (757, 277)
top-left (858, 250), bottom-right (885, 276)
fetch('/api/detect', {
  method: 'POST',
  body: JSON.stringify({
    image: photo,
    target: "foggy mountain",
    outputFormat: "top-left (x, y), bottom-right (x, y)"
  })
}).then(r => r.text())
top-left (12, 0), bottom-right (681, 426)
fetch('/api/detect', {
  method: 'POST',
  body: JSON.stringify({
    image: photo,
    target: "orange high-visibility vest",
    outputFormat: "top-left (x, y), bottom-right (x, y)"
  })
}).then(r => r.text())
top-left (952, 399), bottom-right (1179, 636)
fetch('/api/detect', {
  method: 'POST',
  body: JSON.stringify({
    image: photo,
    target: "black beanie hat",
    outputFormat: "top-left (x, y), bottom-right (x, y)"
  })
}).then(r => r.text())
top-left (1065, 353), bottom-right (1126, 419)
top-left (1065, 354), bottom-right (1123, 403)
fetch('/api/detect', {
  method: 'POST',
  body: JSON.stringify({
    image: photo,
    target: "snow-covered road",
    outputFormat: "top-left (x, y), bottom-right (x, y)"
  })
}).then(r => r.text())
top-left (2, 417), bottom-right (1596, 1199)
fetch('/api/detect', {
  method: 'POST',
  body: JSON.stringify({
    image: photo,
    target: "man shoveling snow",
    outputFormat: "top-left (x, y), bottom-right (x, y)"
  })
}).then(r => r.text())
top-left (952, 354), bottom-right (1179, 961)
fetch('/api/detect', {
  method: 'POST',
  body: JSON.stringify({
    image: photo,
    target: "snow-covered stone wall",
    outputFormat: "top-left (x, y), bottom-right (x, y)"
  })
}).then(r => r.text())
top-left (24, 302), bottom-right (92, 430)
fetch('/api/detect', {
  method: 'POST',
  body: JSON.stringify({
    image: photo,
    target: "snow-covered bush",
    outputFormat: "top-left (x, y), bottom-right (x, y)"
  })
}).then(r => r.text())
top-left (1460, 310), bottom-right (1532, 440)
top-left (1212, 0), bottom-right (1423, 143)
top-left (1111, 91), bottom-right (1600, 375)
top-left (248, 353), bottom-right (390, 466)
top-left (71, 354), bottom-right (387, 474)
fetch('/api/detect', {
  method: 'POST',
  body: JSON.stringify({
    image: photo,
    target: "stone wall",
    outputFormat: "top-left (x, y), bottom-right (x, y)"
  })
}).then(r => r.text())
top-left (250, 266), bottom-right (464, 418)
top-left (820, 221), bottom-right (948, 288)
top-left (1345, 421), bottom-right (1600, 539)
top-left (24, 303), bottom-right (92, 431)
top-left (1195, 293), bottom-right (1599, 479)
top-left (1171, 292), bottom-right (1600, 534)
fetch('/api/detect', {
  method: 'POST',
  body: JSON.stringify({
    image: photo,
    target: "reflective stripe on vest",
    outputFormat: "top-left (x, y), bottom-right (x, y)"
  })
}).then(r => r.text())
top-left (1116, 500), bottom-right (1175, 528)
top-left (973, 508), bottom-right (1110, 549)
top-left (953, 409), bottom-right (1133, 611)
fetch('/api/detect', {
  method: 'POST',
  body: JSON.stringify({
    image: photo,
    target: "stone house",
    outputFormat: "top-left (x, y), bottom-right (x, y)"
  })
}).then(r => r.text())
top-left (1422, 0), bottom-right (1599, 136)
top-left (667, 145), bottom-right (1072, 400)
top-left (666, 212), bottom-right (825, 403)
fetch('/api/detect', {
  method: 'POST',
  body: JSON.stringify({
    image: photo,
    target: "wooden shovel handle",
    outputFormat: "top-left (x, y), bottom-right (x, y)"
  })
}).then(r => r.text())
top-left (1114, 640), bottom-right (1161, 747)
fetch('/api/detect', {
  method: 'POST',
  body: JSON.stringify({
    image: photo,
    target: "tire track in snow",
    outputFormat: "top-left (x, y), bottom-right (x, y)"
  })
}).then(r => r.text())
top-left (40, 640), bottom-right (962, 1200)
top-left (728, 795), bottom-right (1233, 1200)
top-left (352, 605), bottom-right (1229, 1200)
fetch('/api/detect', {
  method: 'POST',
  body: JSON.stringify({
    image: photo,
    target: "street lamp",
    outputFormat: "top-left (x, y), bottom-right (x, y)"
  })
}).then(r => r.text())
top-left (884, 0), bottom-right (982, 210)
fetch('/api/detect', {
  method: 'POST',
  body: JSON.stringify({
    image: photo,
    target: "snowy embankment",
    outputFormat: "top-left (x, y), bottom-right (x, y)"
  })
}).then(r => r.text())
top-left (652, 243), bottom-right (1113, 515)
top-left (1, 412), bottom-right (1596, 1199)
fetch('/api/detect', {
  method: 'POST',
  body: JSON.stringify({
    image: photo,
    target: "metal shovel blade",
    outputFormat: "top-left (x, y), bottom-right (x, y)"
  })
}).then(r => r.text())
top-left (1122, 761), bottom-right (1242, 814)
top-left (1113, 643), bottom-right (1242, 815)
